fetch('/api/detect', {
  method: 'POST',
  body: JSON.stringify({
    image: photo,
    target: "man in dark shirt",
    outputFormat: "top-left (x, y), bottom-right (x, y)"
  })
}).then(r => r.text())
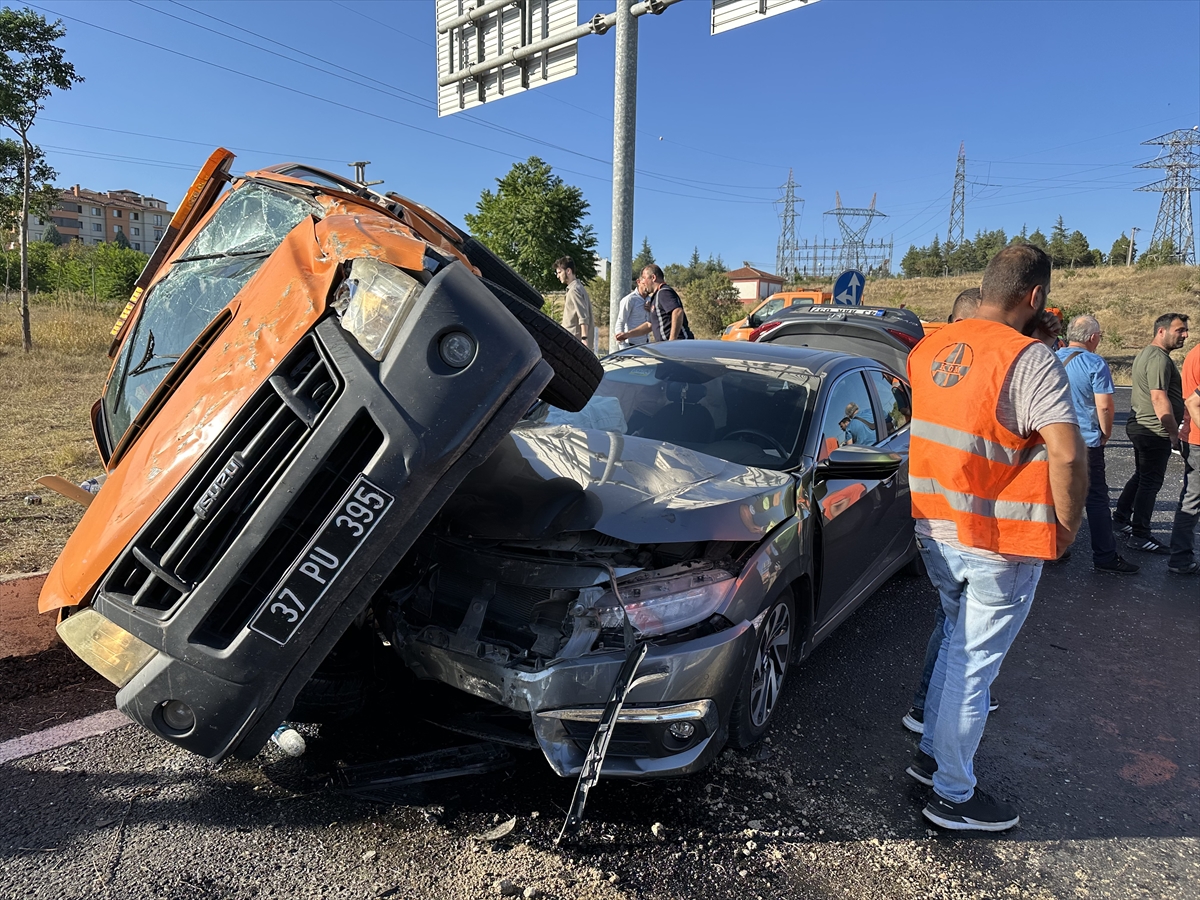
top-left (615, 265), bottom-right (694, 343)
top-left (1115, 312), bottom-right (1189, 554)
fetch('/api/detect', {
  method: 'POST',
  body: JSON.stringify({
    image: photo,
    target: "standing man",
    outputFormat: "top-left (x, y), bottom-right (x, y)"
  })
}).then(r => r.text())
top-left (1057, 315), bottom-right (1139, 574)
top-left (614, 277), bottom-right (650, 349)
top-left (615, 265), bottom-right (694, 343)
top-left (555, 256), bottom-right (596, 353)
top-left (1168, 341), bottom-right (1200, 576)
top-left (905, 244), bottom-right (1086, 832)
top-left (1114, 313), bottom-right (1189, 554)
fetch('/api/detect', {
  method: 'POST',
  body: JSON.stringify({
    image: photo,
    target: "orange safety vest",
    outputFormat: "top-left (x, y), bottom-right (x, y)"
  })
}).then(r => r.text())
top-left (907, 319), bottom-right (1057, 559)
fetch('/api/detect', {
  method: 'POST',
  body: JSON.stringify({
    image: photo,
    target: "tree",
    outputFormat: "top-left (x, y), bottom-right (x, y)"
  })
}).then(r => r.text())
top-left (1065, 229), bottom-right (1094, 268)
top-left (1048, 216), bottom-right (1069, 267)
top-left (1109, 232), bottom-right (1134, 266)
top-left (40, 221), bottom-right (62, 245)
top-left (0, 136), bottom-right (57, 237)
top-left (113, 229), bottom-right (131, 250)
top-left (678, 271), bottom-right (742, 338)
top-left (1027, 228), bottom-right (1048, 251)
top-left (632, 236), bottom-right (655, 275)
top-left (0, 9), bottom-right (82, 351)
top-left (463, 156), bottom-right (596, 293)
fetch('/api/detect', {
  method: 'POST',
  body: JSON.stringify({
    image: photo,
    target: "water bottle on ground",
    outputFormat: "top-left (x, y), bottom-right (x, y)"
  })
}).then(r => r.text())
top-left (271, 724), bottom-right (306, 757)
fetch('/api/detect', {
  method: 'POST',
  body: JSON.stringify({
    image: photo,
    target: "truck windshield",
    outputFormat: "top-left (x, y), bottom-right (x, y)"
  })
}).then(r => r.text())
top-left (103, 182), bottom-right (321, 449)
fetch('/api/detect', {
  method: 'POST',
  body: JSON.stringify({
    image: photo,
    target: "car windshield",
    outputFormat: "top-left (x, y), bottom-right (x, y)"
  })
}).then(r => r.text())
top-left (523, 352), bottom-right (819, 470)
top-left (103, 182), bottom-right (321, 448)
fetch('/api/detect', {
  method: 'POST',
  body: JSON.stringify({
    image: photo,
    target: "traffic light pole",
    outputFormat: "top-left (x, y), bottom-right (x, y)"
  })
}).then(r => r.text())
top-left (609, 0), bottom-right (639, 353)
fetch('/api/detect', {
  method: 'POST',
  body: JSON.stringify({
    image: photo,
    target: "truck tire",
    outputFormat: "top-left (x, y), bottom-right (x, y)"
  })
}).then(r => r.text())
top-left (461, 237), bottom-right (545, 310)
top-left (483, 279), bottom-right (603, 413)
top-left (288, 626), bottom-right (372, 723)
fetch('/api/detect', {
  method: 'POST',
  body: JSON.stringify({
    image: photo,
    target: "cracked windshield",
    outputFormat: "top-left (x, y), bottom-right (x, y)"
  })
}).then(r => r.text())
top-left (103, 182), bottom-right (321, 446)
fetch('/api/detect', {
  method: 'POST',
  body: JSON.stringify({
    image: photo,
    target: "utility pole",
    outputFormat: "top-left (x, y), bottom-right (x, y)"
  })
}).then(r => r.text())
top-left (608, 0), bottom-right (638, 353)
top-left (1126, 226), bottom-right (1139, 266)
top-left (947, 141), bottom-right (966, 252)
top-left (776, 170), bottom-right (800, 282)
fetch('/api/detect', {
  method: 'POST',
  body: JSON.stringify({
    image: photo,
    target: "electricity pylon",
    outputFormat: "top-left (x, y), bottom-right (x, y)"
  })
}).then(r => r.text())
top-left (1136, 129), bottom-right (1199, 265)
top-left (776, 170), bottom-right (801, 279)
top-left (948, 142), bottom-right (966, 251)
top-left (824, 192), bottom-right (888, 271)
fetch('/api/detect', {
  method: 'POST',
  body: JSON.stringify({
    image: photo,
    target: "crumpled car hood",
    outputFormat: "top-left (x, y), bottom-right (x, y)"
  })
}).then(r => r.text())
top-left (440, 425), bottom-right (795, 544)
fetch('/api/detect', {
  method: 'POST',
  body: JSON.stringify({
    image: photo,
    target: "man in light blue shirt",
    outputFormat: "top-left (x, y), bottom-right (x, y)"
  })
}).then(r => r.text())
top-left (1057, 315), bottom-right (1138, 574)
top-left (614, 280), bottom-right (650, 349)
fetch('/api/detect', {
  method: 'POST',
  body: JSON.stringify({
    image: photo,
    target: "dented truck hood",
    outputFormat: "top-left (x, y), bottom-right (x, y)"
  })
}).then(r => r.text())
top-left (442, 425), bottom-right (795, 544)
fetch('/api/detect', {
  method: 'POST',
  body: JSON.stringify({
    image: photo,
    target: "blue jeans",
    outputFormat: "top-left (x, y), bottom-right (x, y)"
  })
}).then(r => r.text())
top-left (1086, 444), bottom-right (1118, 565)
top-left (917, 537), bottom-right (1041, 803)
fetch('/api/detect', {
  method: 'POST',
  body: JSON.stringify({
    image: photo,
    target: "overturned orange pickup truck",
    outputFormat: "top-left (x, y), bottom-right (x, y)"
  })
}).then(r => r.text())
top-left (40, 149), bottom-right (601, 761)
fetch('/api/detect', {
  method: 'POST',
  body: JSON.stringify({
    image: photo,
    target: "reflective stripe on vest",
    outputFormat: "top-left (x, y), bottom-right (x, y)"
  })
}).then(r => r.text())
top-left (909, 476), bottom-right (1056, 524)
top-left (910, 420), bottom-right (1049, 467)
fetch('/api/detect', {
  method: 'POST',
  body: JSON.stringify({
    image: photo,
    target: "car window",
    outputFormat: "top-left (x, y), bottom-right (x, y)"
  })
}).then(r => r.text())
top-left (866, 369), bottom-right (911, 437)
top-left (819, 372), bottom-right (877, 457)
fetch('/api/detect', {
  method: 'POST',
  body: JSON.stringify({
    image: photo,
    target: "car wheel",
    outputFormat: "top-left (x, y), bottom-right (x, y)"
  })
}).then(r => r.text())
top-left (462, 236), bottom-right (545, 310)
top-left (728, 592), bottom-right (795, 749)
top-left (288, 627), bottom-right (373, 723)
top-left (483, 279), bottom-right (604, 412)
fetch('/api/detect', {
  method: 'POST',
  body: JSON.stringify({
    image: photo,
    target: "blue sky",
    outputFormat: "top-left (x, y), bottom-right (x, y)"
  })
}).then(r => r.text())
top-left (20, 0), bottom-right (1200, 271)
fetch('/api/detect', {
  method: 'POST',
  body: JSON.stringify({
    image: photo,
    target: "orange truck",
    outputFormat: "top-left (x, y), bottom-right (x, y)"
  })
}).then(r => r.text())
top-left (39, 149), bottom-right (600, 761)
top-left (721, 289), bottom-right (833, 341)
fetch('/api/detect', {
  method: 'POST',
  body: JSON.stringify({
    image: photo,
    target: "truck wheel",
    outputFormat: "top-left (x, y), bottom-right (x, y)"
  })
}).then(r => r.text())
top-left (288, 627), bottom-right (372, 723)
top-left (483, 279), bottom-right (603, 413)
top-left (462, 237), bottom-right (545, 310)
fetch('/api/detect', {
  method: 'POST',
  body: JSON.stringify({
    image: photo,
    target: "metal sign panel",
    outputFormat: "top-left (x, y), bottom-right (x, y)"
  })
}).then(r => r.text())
top-left (832, 269), bottom-right (864, 306)
top-left (437, 0), bottom-right (579, 117)
top-left (711, 0), bottom-right (820, 36)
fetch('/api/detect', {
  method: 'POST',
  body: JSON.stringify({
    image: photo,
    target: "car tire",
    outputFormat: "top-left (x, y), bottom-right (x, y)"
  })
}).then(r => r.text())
top-left (728, 592), bottom-right (796, 749)
top-left (483, 278), bottom-right (603, 413)
top-left (461, 236), bottom-right (545, 310)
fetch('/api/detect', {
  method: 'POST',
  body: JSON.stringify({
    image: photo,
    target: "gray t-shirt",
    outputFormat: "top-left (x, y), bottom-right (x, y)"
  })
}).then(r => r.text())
top-left (561, 279), bottom-right (596, 353)
top-left (917, 341), bottom-right (1078, 562)
top-left (1129, 344), bottom-right (1183, 439)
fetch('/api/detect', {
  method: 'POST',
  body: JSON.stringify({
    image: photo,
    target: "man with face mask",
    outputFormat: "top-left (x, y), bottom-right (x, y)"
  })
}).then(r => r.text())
top-left (904, 243), bottom-right (1087, 832)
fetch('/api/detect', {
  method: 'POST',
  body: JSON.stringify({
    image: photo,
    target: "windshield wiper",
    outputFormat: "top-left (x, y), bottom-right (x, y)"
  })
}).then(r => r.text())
top-left (128, 329), bottom-right (182, 378)
top-left (175, 248), bottom-right (273, 263)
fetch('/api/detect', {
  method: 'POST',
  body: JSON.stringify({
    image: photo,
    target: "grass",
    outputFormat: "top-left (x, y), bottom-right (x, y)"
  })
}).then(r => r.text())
top-left (0, 297), bottom-right (117, 574)
top-left (871, 265), bottom-right (1200, 383)
top-left (0, 268), bottom-right (1196, 574)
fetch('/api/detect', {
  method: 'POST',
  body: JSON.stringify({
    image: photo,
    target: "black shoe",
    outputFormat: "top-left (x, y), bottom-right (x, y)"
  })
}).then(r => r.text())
top-left (1047, 549), bottom-right (1071, 565)
top-left (1094, 555), bottom-right (1140, 574)
top-left (902, 706), bottom-right (924, 734)
top-left (905, 750), bottom-right (936, 787)
top-left (923, 788), bottom-right (1020, 832)
top-left (1113, 517), bottom-right (1133, 536)
top-left (1126, 536), bottom-right (1170, 555)
top-left (1168, 561), bottom-right (1200, 575)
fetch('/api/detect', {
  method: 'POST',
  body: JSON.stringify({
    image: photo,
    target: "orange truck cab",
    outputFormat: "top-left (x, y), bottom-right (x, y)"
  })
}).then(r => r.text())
top-left (721, 290), bottom-right (833, 341)
top-left (41, 149), bottom-right (600, 761)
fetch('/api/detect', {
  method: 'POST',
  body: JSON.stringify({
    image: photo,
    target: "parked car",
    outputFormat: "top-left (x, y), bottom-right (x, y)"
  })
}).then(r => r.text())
top-left (378, 339), bottom-right (919, 778)
top-left (39, 149), bottom-right (602, 762)
top-left (750, 303), bottom-right (926, 374)
top-left (721, 289), bottom-right (832, 341)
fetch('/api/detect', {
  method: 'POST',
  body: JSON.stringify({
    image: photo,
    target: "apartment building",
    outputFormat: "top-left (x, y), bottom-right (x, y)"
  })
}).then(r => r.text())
top-left (27, 185), bottom-right (173, 254)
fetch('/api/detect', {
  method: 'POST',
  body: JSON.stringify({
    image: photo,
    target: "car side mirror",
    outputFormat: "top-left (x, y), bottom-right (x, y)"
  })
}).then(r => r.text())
top-left (747, 312), bottom-right (761, 329)
top-left (816, 445), bottom-right (903, 480)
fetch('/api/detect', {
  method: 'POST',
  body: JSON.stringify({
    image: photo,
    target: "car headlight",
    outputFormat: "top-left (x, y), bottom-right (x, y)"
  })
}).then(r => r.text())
top-left (332, 257), bottom-right (423, 360)
top-left (598, 567), bottom-right (736, 636)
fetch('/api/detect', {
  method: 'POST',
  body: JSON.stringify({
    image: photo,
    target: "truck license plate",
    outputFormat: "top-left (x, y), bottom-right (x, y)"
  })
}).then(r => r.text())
top-left (250, 475), bottom-right (394, 645)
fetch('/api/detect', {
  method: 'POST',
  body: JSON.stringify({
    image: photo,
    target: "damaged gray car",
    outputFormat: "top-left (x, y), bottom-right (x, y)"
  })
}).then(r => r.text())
top-left (373, 339), bottom-right (919, 780)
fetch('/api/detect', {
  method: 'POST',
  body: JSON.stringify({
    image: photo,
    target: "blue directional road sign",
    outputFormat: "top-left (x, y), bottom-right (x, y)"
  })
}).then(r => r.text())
top-left (832, 269), bottom-right (865, 306)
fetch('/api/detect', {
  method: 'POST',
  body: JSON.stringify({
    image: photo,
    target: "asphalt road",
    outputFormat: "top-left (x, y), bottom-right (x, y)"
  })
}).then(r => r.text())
top-left (1, 387), bottom-right (1196, 900)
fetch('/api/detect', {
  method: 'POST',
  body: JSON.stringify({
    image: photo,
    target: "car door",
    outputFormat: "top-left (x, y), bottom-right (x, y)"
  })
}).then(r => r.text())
top-left (813, 370), bottom-right (894, 625)
top-left (863, 367), bottom-right (914, 568)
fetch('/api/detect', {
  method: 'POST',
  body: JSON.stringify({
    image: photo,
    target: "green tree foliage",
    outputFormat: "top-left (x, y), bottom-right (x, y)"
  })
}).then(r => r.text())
top-left (0, 8), bottom-right (82, 350)
top-left (901, 234), bottom-right (944, 278)
top-left (586, 274), bottom-right (610, 327)
top-left (463, 156), bottom-right (597, 293)
top-left (1027, 228), bottom-right (1048, 251)
top-left (632, 236), bottom-right (655, 274)
top-left (1137, 237), bottom-right (1179, 269)
top-left (113, 229), bottom-right (131, 250)
top-left (0, 137), bottom-right (57, 234)
top-left (902, 219), bottom-right (1108, 278)
top-left (1109, 232), bottom-right (1134, 266)
top-left (1048, 216), bottom-right (1069, 266)
top-left (40, 221), bottom-right (62, 245)
top-left (2, 239), bottom-right (147, 299)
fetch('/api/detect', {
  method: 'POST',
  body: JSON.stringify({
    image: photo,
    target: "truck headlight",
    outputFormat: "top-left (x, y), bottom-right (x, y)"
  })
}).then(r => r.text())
top-left (598, 568), bottom-right (736, 636)
top-left (332, 258), bottom-right (423, 360)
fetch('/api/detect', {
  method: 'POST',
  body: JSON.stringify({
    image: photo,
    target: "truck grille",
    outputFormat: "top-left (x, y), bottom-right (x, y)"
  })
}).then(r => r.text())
top-left (194, 413), bottom-right (383, 649)
top-left (103, 336), bottom-right (340, 616)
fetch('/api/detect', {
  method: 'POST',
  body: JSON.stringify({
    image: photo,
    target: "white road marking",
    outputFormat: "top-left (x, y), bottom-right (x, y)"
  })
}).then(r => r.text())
top-left (0, 710), bottom-right (130, 765)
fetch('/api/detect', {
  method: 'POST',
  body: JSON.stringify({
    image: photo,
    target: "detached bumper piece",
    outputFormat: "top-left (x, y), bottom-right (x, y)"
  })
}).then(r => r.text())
top-left (90, 263), bottom-right (552, 760)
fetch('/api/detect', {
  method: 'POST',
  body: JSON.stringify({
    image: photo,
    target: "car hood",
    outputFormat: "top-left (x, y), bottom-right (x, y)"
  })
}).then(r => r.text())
top-left (438, 425), bottom-right (795, 544)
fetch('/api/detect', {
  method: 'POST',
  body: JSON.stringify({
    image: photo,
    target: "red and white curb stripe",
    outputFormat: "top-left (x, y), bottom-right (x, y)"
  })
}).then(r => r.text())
top-left (0, 710), bottom-right (130, 765)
